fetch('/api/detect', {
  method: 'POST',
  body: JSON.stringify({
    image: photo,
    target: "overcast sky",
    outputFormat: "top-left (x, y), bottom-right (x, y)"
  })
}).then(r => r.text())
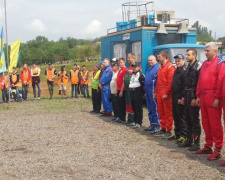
top-left (0, 0), bottom-right (224, 43)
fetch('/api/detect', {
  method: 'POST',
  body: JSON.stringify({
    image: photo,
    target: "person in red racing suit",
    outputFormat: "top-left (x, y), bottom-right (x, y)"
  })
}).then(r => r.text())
top-left (196, 42), bottom-right (225, 162)
top-left (154, 51), bottom-right (175, 138)
top-left (220, 59), bottom-right (225, 166)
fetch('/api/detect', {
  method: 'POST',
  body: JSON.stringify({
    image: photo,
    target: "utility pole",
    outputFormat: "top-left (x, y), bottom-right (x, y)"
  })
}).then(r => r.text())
top-left (4, 0), bottom-right (11, 107)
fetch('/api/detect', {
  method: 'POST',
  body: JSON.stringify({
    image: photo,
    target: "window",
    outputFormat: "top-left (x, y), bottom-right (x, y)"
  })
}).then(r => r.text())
top-left (157, 34), bottom-right (182, 46)
top-left (131, 41), bottom-right (142, 63)
top-left (113, 43), bottom-right (127, 60)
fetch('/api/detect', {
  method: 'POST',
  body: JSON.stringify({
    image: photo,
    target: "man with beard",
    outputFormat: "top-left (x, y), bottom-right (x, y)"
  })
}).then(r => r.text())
top-left (178, 49), bottom-right (201, 151)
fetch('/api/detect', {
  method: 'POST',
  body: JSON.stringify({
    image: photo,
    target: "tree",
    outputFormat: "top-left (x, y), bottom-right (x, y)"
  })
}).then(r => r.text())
top-left (192, 21), bottom-right (214, 43)
top-left (19, 36), bottom-right (101, 65)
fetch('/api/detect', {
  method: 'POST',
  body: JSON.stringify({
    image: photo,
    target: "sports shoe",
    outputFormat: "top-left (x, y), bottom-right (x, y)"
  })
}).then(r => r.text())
top-left (167, 134), bottom-right (176, 140)
top-left (162, 132), bottom-right (173, 139)
top-left (114, 117), bottom-right (123, 123)
top-left (188, 144), bottom-right (200, 151)
top-left (129, 122), bottom-right (136, 126)
top-left (176, 136), bottom-right (186, 144)
top-left (100, 113), bottom-right (108, 117)
top-left (34, 98), bottom-right (36, 100)
top-left (106, 113), bottom-right (112, 117)
top-left (133, 124), bottom-right (141, 128)
top-left (38, 97), bottom-right (40, 100)
top-left (90, 110), bottom-right (96, 113)
top-left (196, 146), bottom-right (213, 154)
top-left (150, 127), bottom-right (160, 134)
top-left (112, 117), bottom-right (118, 121)
top-left (207, 151), bottom-right (222, 160)
top-left (154, 129), bottom-right (166, 136)
top-left (219, 161), bottom-right (225, 166)
top-left (144, 126), bottom-right (154, 131)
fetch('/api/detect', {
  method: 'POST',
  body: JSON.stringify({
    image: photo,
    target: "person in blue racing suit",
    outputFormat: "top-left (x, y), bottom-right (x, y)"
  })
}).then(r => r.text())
top-left (144, 55), bottom-right (160, 134)
top-left (99, 58), bottom-right (113, 117)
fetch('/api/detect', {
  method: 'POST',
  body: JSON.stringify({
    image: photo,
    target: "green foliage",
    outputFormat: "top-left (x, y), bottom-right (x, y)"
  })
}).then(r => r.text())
top-left (19, 36), bottom-right (101, 66)
top-left (192, 21), bottom-right (214, 43)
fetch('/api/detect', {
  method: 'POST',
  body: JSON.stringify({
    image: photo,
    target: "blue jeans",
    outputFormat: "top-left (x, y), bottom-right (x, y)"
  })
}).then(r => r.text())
top-left (71, 84), bottom-right (79, 98)
top-left (81, 84), bottom-right (89, 97)
top-left (22, 84), bottom-right (29, 100)
top-left (12, 87), bottom-right (20, 101)
top-left (32, 83), bottom-right (41, 98)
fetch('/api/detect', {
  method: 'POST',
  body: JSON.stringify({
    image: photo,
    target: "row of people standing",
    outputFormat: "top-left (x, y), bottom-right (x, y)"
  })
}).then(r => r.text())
top-left (46, 63), bottom-right (90, 99)
top-left (143, 43), bottom-right (225, 166)
top-left (0, 63), bottom-right (91, 101)
top-left (90, 42), bottom-right (225, 167)
top-left (0, 64), bottom-right (41, 102)
top-left (90, 54), bottom-right (145, 129)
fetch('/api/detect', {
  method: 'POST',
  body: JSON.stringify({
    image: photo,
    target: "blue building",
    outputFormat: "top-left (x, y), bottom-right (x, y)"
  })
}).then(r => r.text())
top-left (101, 1), bottom-right (205, 74)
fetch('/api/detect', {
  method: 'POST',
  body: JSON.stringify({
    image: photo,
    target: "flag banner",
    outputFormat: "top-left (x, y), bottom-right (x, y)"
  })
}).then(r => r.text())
top-left (0, 51), bottom-right (6, 73)
top-left (9, 39), bottom-right (21, 73)
top-left (17, 50), bottom-right (21, 66)
top-left (0, 27), bottom-right (4, 67)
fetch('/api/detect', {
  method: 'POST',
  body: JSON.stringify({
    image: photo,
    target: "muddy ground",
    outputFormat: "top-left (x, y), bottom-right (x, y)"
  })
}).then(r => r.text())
top-left (0, 98), bottom-right (224, 180)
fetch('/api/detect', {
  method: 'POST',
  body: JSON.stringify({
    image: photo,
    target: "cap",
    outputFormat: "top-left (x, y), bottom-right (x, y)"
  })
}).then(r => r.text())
top-left (111, 58), bottom-right (117, 62)
top-left (111, 62), bottom-right (119, 67)
top-left (131, 62), bottom-right (141, 67)
top-left (97, 61), bottom-right (103, 66)
top-left (174, 54), bottom-right (185, 59)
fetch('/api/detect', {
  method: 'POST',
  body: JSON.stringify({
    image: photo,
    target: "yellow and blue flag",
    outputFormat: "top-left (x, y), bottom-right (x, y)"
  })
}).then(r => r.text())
top-left (9, 39), bottom-right (21, 73)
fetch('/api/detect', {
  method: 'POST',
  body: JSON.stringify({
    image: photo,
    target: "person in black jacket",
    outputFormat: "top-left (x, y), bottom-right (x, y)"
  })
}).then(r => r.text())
top-left (172, 54), bottom-right (187, 143)
top-left (179, 48), bottom-right (201, 151)
top-left (129, 63), bottom-right (145, 128)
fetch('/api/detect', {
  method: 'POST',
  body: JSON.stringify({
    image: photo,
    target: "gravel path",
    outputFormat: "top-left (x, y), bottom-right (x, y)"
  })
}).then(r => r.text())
top-left (0, 99), bottom-right (224, 180)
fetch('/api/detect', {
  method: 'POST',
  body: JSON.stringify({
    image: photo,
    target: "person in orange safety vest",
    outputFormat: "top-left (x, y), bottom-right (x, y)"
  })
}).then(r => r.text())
top-left (154, 51), bottom-right (175, 139)
top-left (45, 63), bottom-right (57, 99)
top-left (10, 67), bottom-right (20, 102)
top-left (1, 71), bottom-right (9, 102)
top-left (57, 65), bottom-right (68, 99)
top-left (79, 65), bottom-right (90, 98)
top-left (70, 64), bottom-right (79, 98)
top-left (20, 64), bottom-right (31, 101)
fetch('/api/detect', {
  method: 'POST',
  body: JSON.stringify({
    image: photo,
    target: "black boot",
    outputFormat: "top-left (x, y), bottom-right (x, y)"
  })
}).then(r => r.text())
top-left (178, 136), bottom-right (193, 148)
top-left (188, 135), bottom-right (200, 151)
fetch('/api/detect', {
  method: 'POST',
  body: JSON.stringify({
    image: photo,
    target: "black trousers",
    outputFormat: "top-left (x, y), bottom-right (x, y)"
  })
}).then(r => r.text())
top-left (92, 88), bottom-right (101, 112)
top-left (185, 105), bottom-right (201, 137)
top-left (184, 91), bottom-right (201, 138)
top-left (130, 87), bottom-right (143, 125)
top-left (116, 90), bottom-right (126, 121)
top-left (172, 94), bottom-right (186, 138)
top-left (111, 94), bottom-right (119, 117)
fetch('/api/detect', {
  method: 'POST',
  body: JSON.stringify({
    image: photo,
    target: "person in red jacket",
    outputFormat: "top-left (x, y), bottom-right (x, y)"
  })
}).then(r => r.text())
top-left (196, 42), bottom-right (225, 162)
top-left (154, 51), bottom-right (175, 138)
top-left (20, 64), bottom-right (31, 101)
top-left (220, 60), bottom-right (225, 166)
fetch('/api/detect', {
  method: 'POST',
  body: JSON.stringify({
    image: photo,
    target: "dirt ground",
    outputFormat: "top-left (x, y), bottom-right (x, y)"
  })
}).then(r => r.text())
top-left (0, 98), bottom-right (224, 180)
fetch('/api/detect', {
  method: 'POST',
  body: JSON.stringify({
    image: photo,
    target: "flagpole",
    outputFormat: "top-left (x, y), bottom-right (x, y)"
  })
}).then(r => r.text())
top-left (4, 0), bottom-right (11, 108)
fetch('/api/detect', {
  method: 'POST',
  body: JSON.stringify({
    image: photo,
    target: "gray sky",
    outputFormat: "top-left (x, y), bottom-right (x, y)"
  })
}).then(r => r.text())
top-left (0, 0), bottom-right (224, 43)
